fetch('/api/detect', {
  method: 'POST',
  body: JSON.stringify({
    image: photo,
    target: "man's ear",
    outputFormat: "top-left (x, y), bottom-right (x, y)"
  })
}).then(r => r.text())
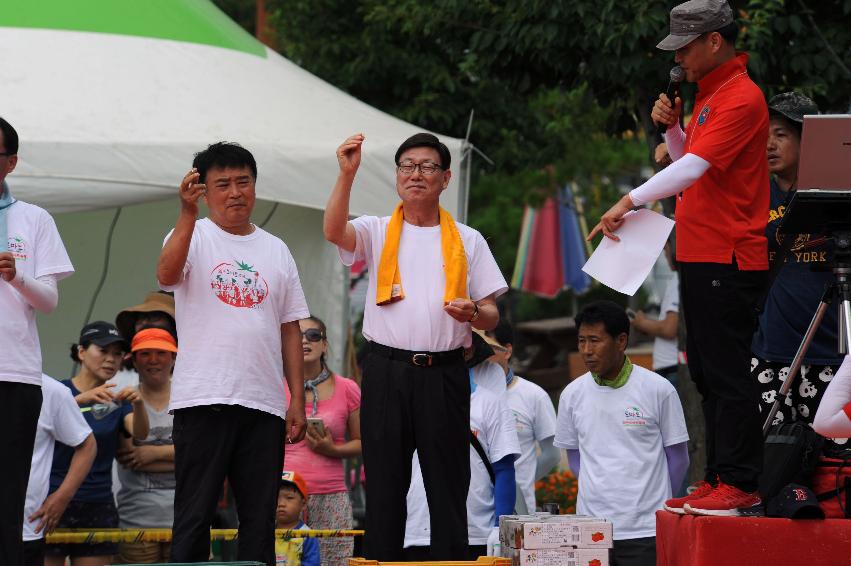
top-left (617, 333), bottom-right (629, 352)
top-left (505, 343), bottom-right (513, 361)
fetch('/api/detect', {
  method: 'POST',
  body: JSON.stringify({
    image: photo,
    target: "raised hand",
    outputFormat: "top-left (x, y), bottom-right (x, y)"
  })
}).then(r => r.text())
top-left (652, 93), bottom-right (682, 129)
top-left (179, 168), bottom-right (206, 217)
top-left (336, 134), bottom-right (365, 177)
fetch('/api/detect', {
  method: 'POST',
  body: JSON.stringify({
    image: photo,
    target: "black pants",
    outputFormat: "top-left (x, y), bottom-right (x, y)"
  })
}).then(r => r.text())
top-left (0, 382), bottom-right (42, 566)
top-left (22, 539), bottom-right (44, 566)
top-left (361, 345), bottom-right (470, 561)
top-left (612, 537), bottom-right (656, 566)
top-left (171, 405), bottom-right (285, 566)
top-left (680, 261), bottom-right (767, 492)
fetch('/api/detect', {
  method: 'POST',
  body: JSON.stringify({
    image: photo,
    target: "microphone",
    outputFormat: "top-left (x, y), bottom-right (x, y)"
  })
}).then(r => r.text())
top-left (657, 65), bottom-right (685, 137)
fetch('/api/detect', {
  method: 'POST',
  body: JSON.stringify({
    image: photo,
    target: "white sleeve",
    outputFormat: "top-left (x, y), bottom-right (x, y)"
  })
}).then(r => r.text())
top-left (552, 389), bottom-right (578, 450)
top-left (278, 248), bottom-right (311, 324)
top-left (664, 123), bottom-right (687, 161)
top-left (814, 356), bottom-right (851, 438)
top-left (659, 387), bottom-right (690, 447)
top-left (628, 153), bottom-right (710, 206)
top-left (52, 383), bottom-right (93, 448)
top-left (8, 272), bottom-right (58, 313)
top-left (533, 387), bottom-right (557, 442)
top-left (337, 215), bottom-right (376, 267)
top-left (468, 230), bottom-right (508, 301)
top-left (34, 209), bottom-right (74, 281)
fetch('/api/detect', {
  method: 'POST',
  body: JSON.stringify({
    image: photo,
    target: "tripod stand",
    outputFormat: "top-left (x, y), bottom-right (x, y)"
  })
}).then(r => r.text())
top-left (762, 249), bottom-right (851, 435)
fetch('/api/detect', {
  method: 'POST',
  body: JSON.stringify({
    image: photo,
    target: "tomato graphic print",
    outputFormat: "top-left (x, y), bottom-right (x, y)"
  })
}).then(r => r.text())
top-left (591, 532), bottom-right (605, 542)
top-left (210, 260), bottom-right (268, 308)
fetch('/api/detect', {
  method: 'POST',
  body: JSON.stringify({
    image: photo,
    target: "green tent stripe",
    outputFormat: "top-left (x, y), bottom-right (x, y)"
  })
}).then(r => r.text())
top-left (0, 0), bottom-right (266, 57)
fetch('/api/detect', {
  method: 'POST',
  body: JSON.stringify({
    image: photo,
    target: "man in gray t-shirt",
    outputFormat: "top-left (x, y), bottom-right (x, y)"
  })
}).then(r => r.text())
top-left (115, 328), bottom-right (177, 563)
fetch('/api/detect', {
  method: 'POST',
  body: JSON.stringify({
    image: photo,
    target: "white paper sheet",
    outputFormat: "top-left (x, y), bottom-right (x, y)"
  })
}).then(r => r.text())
top-left (582, 209), bottom-right (675, 296)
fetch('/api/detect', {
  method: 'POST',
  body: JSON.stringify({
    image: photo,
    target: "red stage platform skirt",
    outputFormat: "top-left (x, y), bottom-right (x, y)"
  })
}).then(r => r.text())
top-left (656, 511), bottom-right (851, 566)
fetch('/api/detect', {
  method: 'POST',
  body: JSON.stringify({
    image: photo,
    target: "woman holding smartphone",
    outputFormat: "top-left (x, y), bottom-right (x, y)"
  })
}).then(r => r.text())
top-left (285, 316), bottom-right (361, 565)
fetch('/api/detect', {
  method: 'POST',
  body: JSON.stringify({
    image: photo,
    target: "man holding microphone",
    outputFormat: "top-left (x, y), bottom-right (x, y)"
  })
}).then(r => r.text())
top-left (590, 0), bottom-right (769, 516)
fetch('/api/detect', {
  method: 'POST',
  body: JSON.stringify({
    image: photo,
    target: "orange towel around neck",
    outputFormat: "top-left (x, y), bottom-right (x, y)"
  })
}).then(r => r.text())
top-left (375, 203), bottom-right (468, 306)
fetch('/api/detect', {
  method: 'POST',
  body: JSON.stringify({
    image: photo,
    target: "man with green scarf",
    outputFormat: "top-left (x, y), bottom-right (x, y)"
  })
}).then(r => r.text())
top-left (554, 301), bottom-right (689, 566)
top-left (0, 116), bottom-right (74, 565)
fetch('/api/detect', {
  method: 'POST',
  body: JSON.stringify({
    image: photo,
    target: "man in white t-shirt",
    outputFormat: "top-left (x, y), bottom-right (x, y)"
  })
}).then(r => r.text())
top-left (157, 142), bottom-right (310, 565)
top-left (22, 376), bottom-right (95, 566)
top-left (325, 133), bottom-right (508, 560)
top-left (0, 116), bottom-right (75, 564)
top-left (403, 379), bottom-right (520, 560)
top-left (486, 322), bottom-right (560, 514)
top-left (554, 301), bottom-right (689, 566)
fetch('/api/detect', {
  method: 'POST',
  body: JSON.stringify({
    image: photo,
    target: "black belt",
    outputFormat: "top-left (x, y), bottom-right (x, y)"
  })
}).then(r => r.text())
top-left (368, 341), bottom-right (465, 368)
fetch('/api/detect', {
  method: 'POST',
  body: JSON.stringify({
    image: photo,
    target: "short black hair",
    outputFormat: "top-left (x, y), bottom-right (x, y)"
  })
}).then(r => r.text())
top-left (0, 116), bottom-right (19, 155)
top-left (715, 21), bottom-right (738, 45)
top-left (491, 319), bottom-right (515, 347)
top-left (192, 142), bottom-right (257, 184)
top-left (575, 300), bottom-right (630, 340)
top-left (394, 133), bottom-right (451, 170)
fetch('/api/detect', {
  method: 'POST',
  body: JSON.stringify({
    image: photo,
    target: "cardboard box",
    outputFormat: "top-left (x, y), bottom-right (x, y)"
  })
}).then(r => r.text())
top-left (510, 547), bottom-right (610, 566)
top-left (503, 516), bottom-right (613, 549)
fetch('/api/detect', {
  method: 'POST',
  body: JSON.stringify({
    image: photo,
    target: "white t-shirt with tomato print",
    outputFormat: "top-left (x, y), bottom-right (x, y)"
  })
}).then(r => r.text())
top-left (1, 199), bottom-right (74, 386)
top-left (161, 218), bottom-right (309, 418)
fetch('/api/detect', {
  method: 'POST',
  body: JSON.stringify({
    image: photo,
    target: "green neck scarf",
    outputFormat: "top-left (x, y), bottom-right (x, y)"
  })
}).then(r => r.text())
top-left (592, 356), bottom-right (632, 389)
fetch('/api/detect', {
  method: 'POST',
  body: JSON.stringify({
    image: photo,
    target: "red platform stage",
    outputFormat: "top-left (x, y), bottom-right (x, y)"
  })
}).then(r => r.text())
top-left (656, 511), bottom-right (851, 566)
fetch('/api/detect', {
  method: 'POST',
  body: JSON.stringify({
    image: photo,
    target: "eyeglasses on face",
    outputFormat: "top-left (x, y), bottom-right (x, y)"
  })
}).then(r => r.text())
top-left (301, 328), bottom-right (325, 342)
top-left (396, 161), bottom-right (443, 176)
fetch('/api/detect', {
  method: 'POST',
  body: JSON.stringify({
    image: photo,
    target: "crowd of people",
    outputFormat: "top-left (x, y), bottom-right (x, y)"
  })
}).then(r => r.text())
top-left (3, 1), bottom-right (851, 566)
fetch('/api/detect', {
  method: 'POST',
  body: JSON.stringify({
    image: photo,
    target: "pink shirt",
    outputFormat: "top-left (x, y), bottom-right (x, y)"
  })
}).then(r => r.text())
top-left (284, 375), bottom-right (361, 494)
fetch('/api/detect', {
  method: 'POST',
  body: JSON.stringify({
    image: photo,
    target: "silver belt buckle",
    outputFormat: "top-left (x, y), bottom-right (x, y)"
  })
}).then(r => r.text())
top-left (412, 353), bottom-right (433, 367)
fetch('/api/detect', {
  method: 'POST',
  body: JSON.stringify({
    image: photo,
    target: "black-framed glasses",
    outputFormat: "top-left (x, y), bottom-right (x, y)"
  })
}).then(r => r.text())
top-left (397, 161), bottom-right (443, 176)
top-left (0, 152), bottom-right (11, 157)
top-left (302, 328), bottom-right (325, 342)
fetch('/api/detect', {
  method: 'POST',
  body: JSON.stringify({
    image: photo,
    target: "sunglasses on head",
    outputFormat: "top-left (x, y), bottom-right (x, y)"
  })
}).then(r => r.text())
top-left (302, 328), bottom-right (325, 342)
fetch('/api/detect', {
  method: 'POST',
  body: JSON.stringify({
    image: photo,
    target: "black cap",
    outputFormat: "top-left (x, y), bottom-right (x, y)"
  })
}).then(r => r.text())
top-left (766, 484), bottom-right (825, 519)
top-left (79, 321), bottom-right (127, 349)
top-left (768, 92), bottom-right (820, 124)
top-left (394, 133), bottom-right (451, 170)
top-left (466, 331), bottom-right (495, 369)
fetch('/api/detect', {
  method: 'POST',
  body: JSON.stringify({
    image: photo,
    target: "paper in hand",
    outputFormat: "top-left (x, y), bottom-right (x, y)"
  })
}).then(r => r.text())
top-left (582, 208), bottom-right (675, 296)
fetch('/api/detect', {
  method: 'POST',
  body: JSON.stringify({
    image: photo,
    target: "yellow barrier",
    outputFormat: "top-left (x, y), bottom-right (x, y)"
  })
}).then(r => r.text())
top-left (348, 558), bottom-right (509, 566)
top-left (45, 528), bottom-right (364, 544)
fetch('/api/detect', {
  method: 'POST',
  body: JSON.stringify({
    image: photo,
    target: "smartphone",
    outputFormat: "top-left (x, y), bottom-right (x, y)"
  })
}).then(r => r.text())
top-left (306, 417), bottom-right (326, 436)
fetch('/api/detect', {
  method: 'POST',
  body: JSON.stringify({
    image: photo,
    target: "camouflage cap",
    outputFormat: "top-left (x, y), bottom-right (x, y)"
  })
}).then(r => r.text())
top-left (657, 0), bottom-right (735, 51)
top-left (767, 92), bottom-right (820, 124)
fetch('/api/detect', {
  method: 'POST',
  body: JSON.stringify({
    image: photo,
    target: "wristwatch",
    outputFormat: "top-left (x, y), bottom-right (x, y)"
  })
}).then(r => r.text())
top-left (469, 302), bottom-right (480, 323)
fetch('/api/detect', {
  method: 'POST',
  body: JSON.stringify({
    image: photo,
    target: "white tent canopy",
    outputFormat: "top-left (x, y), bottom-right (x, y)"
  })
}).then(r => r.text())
top-left (0, 0), bottom-right (468, 377)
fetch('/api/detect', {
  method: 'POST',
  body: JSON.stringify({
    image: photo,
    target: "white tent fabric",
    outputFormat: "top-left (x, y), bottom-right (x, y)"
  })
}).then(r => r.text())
top-left (0, 8), bottom-right (468, 377)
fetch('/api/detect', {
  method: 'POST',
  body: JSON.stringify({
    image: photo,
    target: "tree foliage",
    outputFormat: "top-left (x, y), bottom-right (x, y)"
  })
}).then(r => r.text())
top-left (214, 0), bottom-right (851, 318)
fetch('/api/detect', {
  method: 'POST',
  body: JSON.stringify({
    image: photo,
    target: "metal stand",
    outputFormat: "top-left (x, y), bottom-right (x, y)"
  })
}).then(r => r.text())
top-left (763, 266), bottom-right (851, 435)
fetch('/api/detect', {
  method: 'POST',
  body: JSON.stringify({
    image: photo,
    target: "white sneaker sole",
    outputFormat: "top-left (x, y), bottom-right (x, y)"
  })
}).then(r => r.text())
top-left (683, 503), bottom-right (751, 516)
top-left (663, 504), bottom-right (687, 514)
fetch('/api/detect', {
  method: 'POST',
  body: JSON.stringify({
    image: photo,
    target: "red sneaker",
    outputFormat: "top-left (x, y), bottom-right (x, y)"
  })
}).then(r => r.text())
top-left (683, 482), bottom-right (762, 516)
top-left (663, 480), bottom-right (715, 515)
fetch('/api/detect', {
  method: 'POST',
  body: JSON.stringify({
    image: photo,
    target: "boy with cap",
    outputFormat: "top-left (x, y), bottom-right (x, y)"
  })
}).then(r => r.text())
top-left (591, 0), bottom-right (771, 515)
top-left (750, 93), bottom-right (844, 446)
top-left (275, 471), bottom-right (320, 566)
top-left (325, 133), bottom-right (507, 559)
top-left (1, 115), bottom-right (75, 563)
